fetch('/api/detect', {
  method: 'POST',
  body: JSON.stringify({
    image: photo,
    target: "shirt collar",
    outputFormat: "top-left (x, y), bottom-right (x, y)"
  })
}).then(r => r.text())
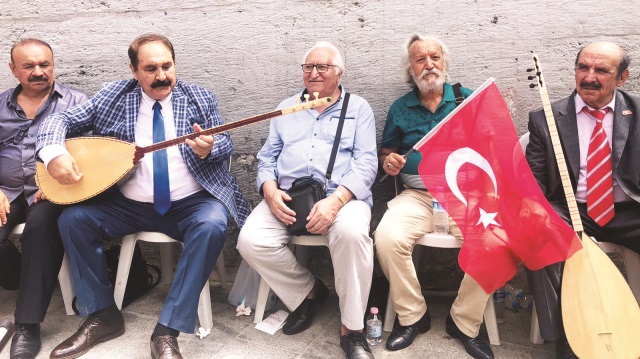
top-left (140, 88), bottom-right (172, 110)
top-left (405, 82), bottom-right (455, 108)
top-left (8, 82), bottom-right (63, 110)
top-left (575, 90), bottom-right (616, 114)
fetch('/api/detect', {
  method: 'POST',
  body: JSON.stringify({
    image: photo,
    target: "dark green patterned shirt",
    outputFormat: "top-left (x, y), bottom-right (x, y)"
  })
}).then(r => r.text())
top-left (381, 83), bottom-right (473, 175)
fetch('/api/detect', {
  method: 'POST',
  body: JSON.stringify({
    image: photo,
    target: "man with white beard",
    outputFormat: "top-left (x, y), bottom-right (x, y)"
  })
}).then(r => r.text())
top-left (374, 34), bottom-right (494, 359)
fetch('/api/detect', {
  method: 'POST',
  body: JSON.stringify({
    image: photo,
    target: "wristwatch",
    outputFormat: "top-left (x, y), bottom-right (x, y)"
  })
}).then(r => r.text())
top-left (333, 189), bottom-right (348, 205)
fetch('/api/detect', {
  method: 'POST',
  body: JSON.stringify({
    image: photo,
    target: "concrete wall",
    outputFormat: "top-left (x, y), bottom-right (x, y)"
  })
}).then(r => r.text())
top-left (2, 0), bottom-right (639, 279)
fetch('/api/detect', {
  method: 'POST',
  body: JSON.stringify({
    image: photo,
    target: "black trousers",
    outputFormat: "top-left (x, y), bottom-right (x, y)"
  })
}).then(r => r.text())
top-left (12, 199), bottom-right (65, 324)
top-left (526, 201), bottom-right (640, 340)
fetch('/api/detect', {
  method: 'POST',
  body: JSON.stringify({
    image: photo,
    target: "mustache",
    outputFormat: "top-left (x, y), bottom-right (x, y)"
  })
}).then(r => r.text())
top-left (151, 79), bottom-right (172, 88)
top-left (419, 69), bottom-right (442, 79)
top-left (580, 81), bottom-right (601, 90)
top-left (28, 75), bottom-right (48, 82)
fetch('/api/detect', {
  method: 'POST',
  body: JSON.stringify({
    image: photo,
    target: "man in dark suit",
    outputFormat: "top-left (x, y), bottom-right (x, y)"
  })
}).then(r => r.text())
top-left (525, 41), bottom-right (640, 359)
top-left (37, 34), bottom-right (249, 359)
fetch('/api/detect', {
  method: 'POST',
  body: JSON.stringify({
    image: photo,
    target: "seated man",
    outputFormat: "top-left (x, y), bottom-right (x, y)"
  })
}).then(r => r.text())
top-left (37, 34), bottom-right (249, 359)
top-left (374, 34), bottom-right (494, 359)
top-left (0, 38), bottom-right (88, 359)
top-left (237, 41), bottom-right (377, 359)
top-left (525, 41), bottom-right (640, 359)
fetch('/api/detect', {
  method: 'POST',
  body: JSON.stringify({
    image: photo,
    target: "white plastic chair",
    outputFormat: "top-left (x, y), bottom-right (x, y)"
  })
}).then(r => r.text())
top-left (10, 223), bottom-right (76, 315)
top-left (382, 232), bottom-right (501, 345)
top-left (253, 235), bottom-right (329, 323)
top-left (113, 231), bottom-right (228, 332)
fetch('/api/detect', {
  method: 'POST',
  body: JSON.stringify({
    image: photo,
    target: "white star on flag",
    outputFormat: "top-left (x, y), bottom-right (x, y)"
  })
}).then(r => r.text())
top-left (476, 208), bottom-right (500, 229)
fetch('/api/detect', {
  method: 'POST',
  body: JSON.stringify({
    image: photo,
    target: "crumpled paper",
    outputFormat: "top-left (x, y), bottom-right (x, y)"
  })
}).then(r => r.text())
top-left (196, 327), bottom-right (211, 339)
top-left (236, 299), bottom-right (252, 316)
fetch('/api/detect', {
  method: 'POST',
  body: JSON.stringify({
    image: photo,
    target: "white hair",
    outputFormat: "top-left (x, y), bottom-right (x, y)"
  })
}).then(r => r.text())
top-left (401, 34), bottom-right (451, 88)
top-left (302, 41), bottom-right (345, 74)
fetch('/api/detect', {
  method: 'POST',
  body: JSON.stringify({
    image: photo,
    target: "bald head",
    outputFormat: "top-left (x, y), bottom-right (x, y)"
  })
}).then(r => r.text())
top-left (575, 42), bottom-right (629, 77)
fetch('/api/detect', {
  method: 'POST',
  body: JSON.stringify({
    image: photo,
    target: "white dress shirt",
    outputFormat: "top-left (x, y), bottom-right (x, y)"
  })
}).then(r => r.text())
top-left (119, 91), bottom-right (203, 203)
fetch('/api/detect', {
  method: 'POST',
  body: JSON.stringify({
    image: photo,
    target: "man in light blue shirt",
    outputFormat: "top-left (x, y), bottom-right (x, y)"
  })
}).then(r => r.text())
top-left (238, 41), bottom-right (377, 359)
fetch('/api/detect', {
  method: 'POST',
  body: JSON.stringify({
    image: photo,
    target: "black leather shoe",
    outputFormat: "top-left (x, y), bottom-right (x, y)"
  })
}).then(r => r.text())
top-left (340, 332), bottom-right (374, 359)
top-left (445, 314), bottom-right (494, 359)
top-left (50, 313), bottom-right (125, 359)
top-left (282, 278), bottom-right (329, 335)
top-left (385, 310), bottom-right (431, 351)
top-left (151, 335), bottom-right (183, 359)
top-left (555, 337), bottom-right (578, 359)
top-left (10, 323), bottom-right (41, 359)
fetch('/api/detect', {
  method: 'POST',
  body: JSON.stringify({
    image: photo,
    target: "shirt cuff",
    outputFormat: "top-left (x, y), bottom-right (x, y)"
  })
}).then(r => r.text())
top-left (39, 144), bottom-right (70, 168)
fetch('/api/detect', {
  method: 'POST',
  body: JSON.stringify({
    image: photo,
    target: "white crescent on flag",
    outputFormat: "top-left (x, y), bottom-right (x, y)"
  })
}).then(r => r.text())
top-left (444, 147), bottom-right (501, 229)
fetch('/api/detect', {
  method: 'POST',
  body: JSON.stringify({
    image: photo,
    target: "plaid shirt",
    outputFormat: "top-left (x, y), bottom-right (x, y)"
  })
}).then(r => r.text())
top-left (36, 79), bottom-right (249, 227)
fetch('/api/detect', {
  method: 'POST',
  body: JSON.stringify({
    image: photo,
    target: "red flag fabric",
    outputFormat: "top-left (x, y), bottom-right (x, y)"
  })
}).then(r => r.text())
top-left (416, 79), bottom-right (581, 293)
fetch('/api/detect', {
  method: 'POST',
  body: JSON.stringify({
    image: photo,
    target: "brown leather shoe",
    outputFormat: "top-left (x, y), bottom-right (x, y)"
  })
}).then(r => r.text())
top-left (50, 314), bottom-right (125, 359)
top-left (151, 335), bottom-right (183, 359)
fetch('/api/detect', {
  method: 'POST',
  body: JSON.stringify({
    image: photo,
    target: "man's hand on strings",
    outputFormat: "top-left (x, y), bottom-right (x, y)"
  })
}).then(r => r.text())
top-left (48, 154), bottom-right (83, 185)
top-left (185, 123), bottom-right (214, 159)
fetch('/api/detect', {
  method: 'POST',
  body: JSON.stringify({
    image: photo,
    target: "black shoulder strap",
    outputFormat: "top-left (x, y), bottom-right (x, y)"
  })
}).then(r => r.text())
top-left (452, 83), bottom-right (464, 106)
top-left (325, 92), bottom-right (350, 188)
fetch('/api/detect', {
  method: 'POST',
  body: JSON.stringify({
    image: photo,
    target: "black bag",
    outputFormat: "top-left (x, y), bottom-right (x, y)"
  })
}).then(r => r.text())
top-left (72, 242), bottom-right (161, 312)
top-left (284, 92), bottom-right (351, 236)
top-left (285, 176), bottom-right (326, 236)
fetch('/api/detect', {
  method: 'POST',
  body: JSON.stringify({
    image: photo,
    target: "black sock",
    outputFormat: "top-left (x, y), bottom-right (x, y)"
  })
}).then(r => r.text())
top-left (14, 322), bottom-right (39, 332)
top-left (151, 323), bottom-right (179, 340)
top-left (92, 305), bottom-right (122, 324)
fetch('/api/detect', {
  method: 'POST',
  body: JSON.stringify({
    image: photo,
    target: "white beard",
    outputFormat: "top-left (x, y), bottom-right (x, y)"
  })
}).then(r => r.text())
top-left (413, 68), bottom-right (446, 93)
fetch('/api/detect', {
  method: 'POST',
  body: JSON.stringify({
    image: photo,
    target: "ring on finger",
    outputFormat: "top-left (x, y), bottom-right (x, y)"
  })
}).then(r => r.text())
top-left (387, 162), bottom-right (392, 169)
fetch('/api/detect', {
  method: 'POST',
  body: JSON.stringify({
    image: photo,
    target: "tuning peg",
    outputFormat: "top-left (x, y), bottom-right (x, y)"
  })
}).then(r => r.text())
top-left (526, 68), bottom-right (534, 72)
top-left (528, 75), bottom-right (536, 80)
top-left (304, 94), bottom-right (310, 102)
top-left (313, 92), bottom-right (319, 100)
top-left (529, 83), bottom-right (537, 88)
top-left (296, 97), bottom-right (300, 105)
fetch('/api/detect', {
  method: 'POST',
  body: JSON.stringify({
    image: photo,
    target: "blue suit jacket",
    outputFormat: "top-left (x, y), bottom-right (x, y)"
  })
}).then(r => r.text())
top-left (37, 79), bottom-right (250, 227)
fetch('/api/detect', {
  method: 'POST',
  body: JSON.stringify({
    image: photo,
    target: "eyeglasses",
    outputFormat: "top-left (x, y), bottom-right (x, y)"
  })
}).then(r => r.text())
top-left (301, 64), bottom-right (339, 73)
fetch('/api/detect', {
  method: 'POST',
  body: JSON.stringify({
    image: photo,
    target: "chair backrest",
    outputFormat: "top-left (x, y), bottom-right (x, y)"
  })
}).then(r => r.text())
top-left (519, 132), bottom-right (530, 153)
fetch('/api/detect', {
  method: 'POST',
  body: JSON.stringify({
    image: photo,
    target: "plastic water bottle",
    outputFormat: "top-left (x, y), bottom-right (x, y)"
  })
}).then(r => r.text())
top-left (504, 284), bottom-right (524, 311)
top-left (493, 288), bottom-right (506, 323)
top-left (366, 307), bottom-right (382, 345)
top-left (432, 188), bottom-right (449, 234)
top-left (519, 294), bottom-right (534, 311)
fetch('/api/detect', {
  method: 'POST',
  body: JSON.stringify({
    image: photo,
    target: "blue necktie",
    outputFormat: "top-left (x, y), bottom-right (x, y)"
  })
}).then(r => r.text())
top-left (152, 101), bottom-right (171, 215)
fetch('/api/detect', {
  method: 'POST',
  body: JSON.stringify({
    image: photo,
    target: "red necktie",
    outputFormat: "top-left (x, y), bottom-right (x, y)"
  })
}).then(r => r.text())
top-left (584, 106), bottom-right (614, 226)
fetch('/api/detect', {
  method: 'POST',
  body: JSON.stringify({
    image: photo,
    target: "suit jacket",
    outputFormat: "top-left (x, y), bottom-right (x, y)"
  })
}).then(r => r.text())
top-left (526, 89), bottom-right (640, 206)
top-left (36, 79), bottom-right (250, 227)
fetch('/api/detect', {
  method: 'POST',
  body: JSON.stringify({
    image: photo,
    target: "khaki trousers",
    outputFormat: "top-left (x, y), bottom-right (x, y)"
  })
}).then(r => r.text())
top-left (237, 199), bottom-right (374, 331)
top-left (375, 189), bottom-right (490, 337)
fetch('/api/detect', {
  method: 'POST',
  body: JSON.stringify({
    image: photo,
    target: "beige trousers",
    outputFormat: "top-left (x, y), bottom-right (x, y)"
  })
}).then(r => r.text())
top-left (375, 189), bottom-right (490, 337)
top-left (237, 199), bottom-right (374, 331)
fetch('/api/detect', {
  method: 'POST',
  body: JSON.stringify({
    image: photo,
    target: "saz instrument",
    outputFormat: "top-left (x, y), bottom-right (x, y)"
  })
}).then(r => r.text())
top-left (36, 94), bottom-right (333, 204)
top-left (529, 55), bottom-right (640, 359)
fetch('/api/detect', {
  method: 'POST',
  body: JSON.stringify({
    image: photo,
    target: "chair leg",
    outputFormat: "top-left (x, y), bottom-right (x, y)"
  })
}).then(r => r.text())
top-left (253, 277), bottom-right (271, 324)
top-left (113, 235), bottom-right (138, 310)
top-left (216, 251), bottom-right (228, 290)
top-left (622, 247), bottom-right (640, 304)
top-left (58, 254), bottom-right (76, 315)
top-left (383, 291), bottom-right (396, 332)
top-left (530, 300), bottom-right (544, 344)
top-left (483, 296), bottom-right (500, 345)
top-left (197, 280), bottom-right (213, 331)
top-left (159, 242), bottom-right (174, 286)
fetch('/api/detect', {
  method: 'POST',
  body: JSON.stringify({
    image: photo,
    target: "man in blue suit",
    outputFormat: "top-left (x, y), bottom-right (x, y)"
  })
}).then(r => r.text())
top-left (36, 34), bottom-right (250, 359)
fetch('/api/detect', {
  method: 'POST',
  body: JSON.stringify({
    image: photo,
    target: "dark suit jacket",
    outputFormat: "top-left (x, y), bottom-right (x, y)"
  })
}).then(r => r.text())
top-left (526, 89), bottom-right (640, 206)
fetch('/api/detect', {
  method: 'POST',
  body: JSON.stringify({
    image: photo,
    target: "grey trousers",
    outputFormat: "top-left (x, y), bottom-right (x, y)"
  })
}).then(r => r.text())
top-left (237, 199), bottom-right (374, 330)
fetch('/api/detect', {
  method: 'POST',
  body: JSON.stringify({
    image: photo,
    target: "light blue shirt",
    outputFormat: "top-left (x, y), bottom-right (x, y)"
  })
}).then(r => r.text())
top-left (256, 88), bottom-right (378, 206)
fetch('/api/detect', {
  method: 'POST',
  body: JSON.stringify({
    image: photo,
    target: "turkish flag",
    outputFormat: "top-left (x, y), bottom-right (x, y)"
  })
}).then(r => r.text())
top-left (416, 79), bottom-right (581, 293)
